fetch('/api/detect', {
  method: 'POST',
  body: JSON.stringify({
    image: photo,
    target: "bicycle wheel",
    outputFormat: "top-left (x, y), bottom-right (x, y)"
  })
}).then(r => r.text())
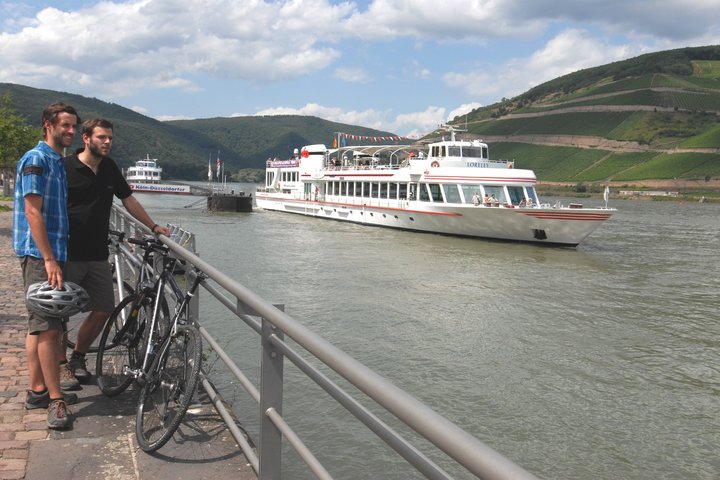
top-left (135, 325), bottom-right (202, 452)
top-left (65, 280), bottom-right (134, 353)
top-left (95, 293), bottom-right (147, 397)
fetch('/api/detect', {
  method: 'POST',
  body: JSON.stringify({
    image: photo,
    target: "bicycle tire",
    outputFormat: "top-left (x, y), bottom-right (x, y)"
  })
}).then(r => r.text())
top-left (95, 293), bottom-right (146, 397)
top-left (65, 280), bottom-right (134, 353)
top-left (135, 325), bottom-right (202, 452)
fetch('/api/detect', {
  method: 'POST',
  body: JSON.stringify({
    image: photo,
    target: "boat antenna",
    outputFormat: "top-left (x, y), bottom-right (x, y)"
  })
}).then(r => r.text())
top-left (439, 123), bottom-right (466, 142)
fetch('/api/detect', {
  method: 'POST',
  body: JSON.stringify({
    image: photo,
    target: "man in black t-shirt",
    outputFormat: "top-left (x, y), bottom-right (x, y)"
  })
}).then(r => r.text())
top-left (64, 118), bottom-right (169, 382)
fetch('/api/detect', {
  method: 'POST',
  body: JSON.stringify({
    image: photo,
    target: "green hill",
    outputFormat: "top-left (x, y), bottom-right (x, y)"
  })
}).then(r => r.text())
top-left (450, 45), bottom-right (720, 188)
top-left (2, 45), bottom-right (720, 187)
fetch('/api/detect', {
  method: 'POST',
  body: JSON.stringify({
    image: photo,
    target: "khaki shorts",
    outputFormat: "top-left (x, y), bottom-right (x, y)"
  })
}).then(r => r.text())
top-left (65, 261), bottom-right (115, 313)
top-left (20, 256), bottom-right (65, 334)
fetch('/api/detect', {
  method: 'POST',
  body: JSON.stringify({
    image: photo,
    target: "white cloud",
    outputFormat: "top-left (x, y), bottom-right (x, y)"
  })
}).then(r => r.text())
top-left (343, 0), bottom-right (540, 41)
top-left (0, 0), bottom-right (349, 98)
top-left (253, 103), bottom-right (389, 130)
top-left (447, 103), bottom-right (483, 123)
top-left (334, 67), bottom-right (369, 83)
top-left (4, 0), bottom-right (719, 141)
top-left (246, 102), bottom-right (445, 137)
top-left (444, 29), bottom-right (642, 101)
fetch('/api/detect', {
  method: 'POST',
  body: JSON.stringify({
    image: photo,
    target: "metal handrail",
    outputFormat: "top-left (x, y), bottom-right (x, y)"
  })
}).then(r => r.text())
top-left (109, 205), bottom-right (538, 480)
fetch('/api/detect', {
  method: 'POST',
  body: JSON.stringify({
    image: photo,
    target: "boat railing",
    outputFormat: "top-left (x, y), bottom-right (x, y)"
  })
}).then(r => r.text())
top-left (109, 204), bottom-right (539, 480)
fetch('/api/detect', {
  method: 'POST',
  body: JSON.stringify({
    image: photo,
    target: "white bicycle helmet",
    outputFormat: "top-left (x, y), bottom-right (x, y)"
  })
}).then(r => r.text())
top-left (26, 281), bottom-right (90, 317)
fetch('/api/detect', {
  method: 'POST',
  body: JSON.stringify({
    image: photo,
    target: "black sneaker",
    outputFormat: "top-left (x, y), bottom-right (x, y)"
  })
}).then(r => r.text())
top-left (68, 356), bottom-right (91, 383)
top-left (47, 399), bottom-right (72, 429)
top-left (25, 390), bottom-right (78, 410)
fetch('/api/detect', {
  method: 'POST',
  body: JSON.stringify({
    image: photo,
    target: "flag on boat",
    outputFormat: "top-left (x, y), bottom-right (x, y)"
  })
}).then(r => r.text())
top-left (207, 155), bottom-right (212, 182)
top-left (604, 185), bottom-right (609, 203)
top-left (216, 152), bottom-right (221, 180)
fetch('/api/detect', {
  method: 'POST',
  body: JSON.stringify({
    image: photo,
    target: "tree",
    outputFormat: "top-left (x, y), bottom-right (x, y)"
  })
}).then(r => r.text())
top-left (0, 93), bottom-right (40, 168)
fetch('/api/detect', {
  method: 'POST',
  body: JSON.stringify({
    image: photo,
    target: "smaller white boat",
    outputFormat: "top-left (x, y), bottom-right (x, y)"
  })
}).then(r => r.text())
top-left (125, 154), bottom-right (191, 195)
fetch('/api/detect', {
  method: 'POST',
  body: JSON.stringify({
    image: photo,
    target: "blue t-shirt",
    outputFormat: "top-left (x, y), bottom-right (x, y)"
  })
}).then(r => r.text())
top-left (12, 141), bottom-right (69, 261)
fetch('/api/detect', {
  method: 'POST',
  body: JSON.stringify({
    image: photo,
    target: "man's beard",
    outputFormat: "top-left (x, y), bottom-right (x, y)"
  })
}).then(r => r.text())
top-left (88, 142), bottom-right (107, 157)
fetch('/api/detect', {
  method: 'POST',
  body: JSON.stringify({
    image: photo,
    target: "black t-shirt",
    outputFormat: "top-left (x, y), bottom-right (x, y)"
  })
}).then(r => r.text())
top-left (65, 151), bottom-right (133, 261)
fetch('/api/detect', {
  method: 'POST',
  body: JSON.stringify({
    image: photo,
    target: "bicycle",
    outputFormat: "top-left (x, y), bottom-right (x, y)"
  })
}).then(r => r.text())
top-left (95, 235), bottom-right (205, 452)
top-left (64, 229), bottom-right (135, 353)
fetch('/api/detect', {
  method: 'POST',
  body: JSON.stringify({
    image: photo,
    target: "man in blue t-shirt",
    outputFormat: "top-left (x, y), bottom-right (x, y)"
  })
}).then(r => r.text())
top-left (64, 118), bottom-right (169, 382)
top-left (13, 103), bottom-right (80, 429)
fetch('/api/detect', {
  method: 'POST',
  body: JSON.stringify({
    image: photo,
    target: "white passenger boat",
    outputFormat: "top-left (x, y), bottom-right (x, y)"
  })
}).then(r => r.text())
top-left (125, 154), bottom-right (191, 195)
top-left (255, 127), bottom-right (615, 246)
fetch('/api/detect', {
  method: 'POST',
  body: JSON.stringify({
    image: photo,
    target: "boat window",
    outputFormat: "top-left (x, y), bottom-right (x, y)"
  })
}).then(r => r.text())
top-left (507, 186), bottom-right (525, 205)
top-left (443, 185), bottom-right (462, 203)
top-left (428, 184), bottom-right (443, 202)
top-left (380, 182), bottom-right (388, 198)
top-left (527, 187), bottom-right (539, 205)
top-left (418, 183), bottom-right (430, 202)
top-left (399, 183), bottom-right (408, 199)
top-left (448, 146), bottom-right (462, 157)
top-left (484, 185), bottom-right (506, 204)
top-left (459, 184), bottom-right (481, 204)
top-left (353, 182), bottom-right (361, 196)
top-left (371, 182), bottom-right (379, 198)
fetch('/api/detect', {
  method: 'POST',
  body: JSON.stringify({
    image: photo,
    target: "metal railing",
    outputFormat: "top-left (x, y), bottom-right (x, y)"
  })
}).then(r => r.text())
top-left (109, 205), bottom-right (538, 480)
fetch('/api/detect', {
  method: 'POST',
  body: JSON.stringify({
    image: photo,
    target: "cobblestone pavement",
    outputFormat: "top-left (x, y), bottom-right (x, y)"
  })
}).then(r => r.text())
top-left (0, 206), bottom-right (48, 480)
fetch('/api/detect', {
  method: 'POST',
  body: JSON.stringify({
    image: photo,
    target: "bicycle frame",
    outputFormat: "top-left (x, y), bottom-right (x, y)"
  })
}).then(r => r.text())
top-left (123, 237), bottom-right (205, 383)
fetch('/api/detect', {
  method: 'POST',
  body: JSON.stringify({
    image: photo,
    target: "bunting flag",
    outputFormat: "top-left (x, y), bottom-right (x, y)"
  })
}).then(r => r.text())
top-left (333, 132), bottom-right (414, 144)
top-left (216, 151), bottom-right (221, 180)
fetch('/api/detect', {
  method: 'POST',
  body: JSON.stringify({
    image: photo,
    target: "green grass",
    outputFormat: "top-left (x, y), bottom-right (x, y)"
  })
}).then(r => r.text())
top-left (574, 152), bottom-right (657, 181)
top-left (490, 143), bottom-right (607, 181)
top-left (605, 111), bottom-right (719, 144)
top-left (612, 152), bottom-right (720, 180)
top-left (691, 60), bottom-right (720, 78)
top-left (470, 112), bottom-right (635, 137)
top-left (679, 123), bottom-right (720, 147)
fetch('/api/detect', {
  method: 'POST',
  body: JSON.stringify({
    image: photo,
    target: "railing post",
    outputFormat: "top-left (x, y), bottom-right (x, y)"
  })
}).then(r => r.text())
top-left (259, 306), bottom-right (284, 480)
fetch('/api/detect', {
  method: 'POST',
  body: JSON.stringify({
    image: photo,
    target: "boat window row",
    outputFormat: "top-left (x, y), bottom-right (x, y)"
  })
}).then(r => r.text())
top-left (324, 180), bottom-right (538, 206)
top-left (431, 145), bottom-right (488, 159)
top-left (267, 170), bottom-right (299, 185)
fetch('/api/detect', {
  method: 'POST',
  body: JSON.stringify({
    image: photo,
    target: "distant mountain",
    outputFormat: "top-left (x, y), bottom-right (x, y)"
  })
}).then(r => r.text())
top-left (0, 83), bottom-right (400, 180)
top-left (449, 45), bottom-right (720, 184)
top-left (3, 44), bottom-right (720, 184)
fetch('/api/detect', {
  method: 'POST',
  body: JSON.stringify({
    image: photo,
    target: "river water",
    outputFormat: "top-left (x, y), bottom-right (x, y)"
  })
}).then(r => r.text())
top-left (134, 186), bottom-right (719, 480)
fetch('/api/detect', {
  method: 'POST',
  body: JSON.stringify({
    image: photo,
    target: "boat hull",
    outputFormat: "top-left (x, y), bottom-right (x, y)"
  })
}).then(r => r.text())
top-left (255, 194), bottom-right (612, 246)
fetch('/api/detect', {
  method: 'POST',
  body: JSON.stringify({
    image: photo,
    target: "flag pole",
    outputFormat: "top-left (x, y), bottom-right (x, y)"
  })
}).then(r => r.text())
top-left (604, 185), bottom-right (610, 208)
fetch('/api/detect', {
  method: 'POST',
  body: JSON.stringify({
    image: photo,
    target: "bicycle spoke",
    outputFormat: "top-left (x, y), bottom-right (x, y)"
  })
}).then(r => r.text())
top-left (96, 294), bottom-right (147, 397)
top-left (135, 326), bottom-right (202, 452)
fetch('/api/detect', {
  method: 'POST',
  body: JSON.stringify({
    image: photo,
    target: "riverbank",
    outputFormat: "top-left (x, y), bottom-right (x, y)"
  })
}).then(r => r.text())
top-left (537, 179), bottom-right (720, 202)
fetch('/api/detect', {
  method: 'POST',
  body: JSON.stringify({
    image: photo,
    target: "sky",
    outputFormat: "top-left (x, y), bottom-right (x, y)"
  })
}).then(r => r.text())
top-left (1, 0), bottom-right (720, 138)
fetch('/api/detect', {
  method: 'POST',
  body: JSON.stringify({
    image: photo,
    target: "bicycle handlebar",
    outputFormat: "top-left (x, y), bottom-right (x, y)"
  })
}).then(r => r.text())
top-left (128, 236), bottom-right (170, 255)
top-left (108, 229), bottom-right (126, 242)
